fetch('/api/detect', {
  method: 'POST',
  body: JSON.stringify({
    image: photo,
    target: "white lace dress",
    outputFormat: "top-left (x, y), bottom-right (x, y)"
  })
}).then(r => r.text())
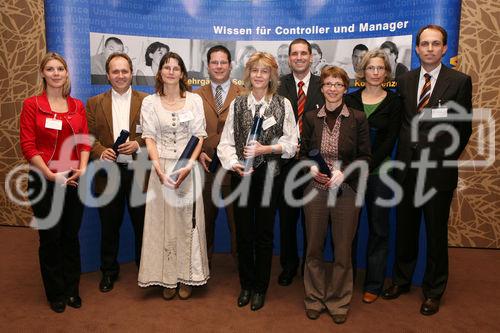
top-left (138, 92), bottom-right (209, 288)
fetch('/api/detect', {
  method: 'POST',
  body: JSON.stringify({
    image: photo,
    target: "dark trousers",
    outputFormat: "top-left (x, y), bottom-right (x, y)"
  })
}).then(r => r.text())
top-left (231, 165), bottom-right (279, 293)
top-left (29, 171), bottom-right (84, 302)
top-left (394, 167), bottom-right (454, 299)
top-left (202, 171), bottom-right (237, 265)
top-left (277, 159), bottom-right (306, 275)
top-left (363, 174), bottom-right (392, 294)
top-left (98, 165), bottom-right (145, 277)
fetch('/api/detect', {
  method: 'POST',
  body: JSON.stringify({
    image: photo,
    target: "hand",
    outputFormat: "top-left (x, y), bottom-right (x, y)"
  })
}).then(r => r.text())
top-left (101, 148), bottom-right (117, 161)
top-left (310, 165), bottom-right (330, 184)
top-left (48, 170), bottom-right (71, 186)
top-left (118, 141), bottom-right (139, 155)
top-left (65, 167), bottom-right (85, 187)
top-left (326, 169), bottom-right (344, 189)
top-left (232, 162), bottom-right (253, 177)
top-left (243, 140), bottom-right (265, 159)
top-left (156, 170), bottom-right (169, 186)
top-left (167, 164), bottom-right (193, 189)
top-left (198, 152), bottom-right (212, 173)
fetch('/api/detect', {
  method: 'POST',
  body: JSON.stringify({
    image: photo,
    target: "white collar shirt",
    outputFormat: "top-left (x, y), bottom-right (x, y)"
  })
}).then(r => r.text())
top-left (111, 87), bottom-right (132, 162)
top-left (416, 63), bottom-right (442, 106)
top-left (210, 79), bottom-right (231, 104)
top-left (293, 71), bottom-right (311, 96)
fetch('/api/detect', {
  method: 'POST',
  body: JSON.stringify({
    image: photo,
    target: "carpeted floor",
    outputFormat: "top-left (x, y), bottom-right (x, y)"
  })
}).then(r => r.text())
top-left (1, 226), bottom-right (499, 332)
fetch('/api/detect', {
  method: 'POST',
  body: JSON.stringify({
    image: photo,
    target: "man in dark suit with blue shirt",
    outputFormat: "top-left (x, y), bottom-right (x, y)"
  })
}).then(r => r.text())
top-left (382, 24), bottom-right (472, 316)
top-left (277, 38), bottom-right (325, 286)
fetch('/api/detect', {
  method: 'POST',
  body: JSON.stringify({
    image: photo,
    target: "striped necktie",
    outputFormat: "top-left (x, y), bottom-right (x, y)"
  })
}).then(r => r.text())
top-left (215, 85), bottom-right (223, 114)
top-left (297, 80), bottom-right (306, 133)
top-left (417, 73), bottom-right (431, 113)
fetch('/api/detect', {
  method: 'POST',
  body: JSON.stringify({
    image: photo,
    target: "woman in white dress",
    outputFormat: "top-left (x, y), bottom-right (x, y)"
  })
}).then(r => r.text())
top-left (138, 52), bottom-right (209, 300)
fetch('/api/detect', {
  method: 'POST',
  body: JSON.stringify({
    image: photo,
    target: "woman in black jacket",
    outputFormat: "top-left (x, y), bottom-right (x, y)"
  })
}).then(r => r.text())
top-left (344, 49), bottom-right (402, 304)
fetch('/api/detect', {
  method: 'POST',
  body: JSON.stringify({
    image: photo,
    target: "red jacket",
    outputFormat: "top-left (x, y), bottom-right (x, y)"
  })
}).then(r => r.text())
top-left (20, 93), bottom-right (91, 167)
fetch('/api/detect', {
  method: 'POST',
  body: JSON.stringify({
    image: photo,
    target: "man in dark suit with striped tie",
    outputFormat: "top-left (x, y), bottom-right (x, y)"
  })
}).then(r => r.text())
top-left (277, 38), bottom-right (325, 286)
top-left (382, 24), bottom-right (473, 316)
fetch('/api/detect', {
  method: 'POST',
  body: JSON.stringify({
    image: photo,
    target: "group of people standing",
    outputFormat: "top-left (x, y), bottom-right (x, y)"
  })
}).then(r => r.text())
top-left (19, 24), bottom-right (472, 326)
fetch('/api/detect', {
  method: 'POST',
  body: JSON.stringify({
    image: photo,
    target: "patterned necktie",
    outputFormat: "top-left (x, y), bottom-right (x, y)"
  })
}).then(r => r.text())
top-left (215, 85), bottom-right (223, 114)
top-left (255, 103), bottom-right (263, 116)
top-left (297, 80), bottom-right (306, 134)
top-left (417, 73), bottom-right (431, 113)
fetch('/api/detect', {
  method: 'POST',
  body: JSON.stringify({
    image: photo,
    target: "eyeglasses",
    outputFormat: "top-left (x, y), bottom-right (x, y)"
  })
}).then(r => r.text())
top-left (209, 60), bottom-right (229, 66)
top-left (322, 82), bottom-right (345, 89)
top-left (365, 66), bottom-right (386, 72)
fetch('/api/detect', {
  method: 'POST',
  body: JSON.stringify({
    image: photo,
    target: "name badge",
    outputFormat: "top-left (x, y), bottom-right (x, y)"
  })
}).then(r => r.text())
top-left (136, 124), bottom-right (142, 133)
top-left (431, 107), bottom-right (448, 118)
top-left (178, 111), bottom-right (194, 123)
top-left (45, 118), bottom-right (62, 130)
top-left (262, 116), bottom-right (277, 130)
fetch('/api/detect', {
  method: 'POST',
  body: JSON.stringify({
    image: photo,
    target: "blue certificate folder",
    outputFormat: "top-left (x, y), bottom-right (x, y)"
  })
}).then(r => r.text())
top-left (112, 129), bottom-right (129, 153)
top-left (170, 135), bottom-right (200, 181)
top-left (308, 149), bottom-right (332, 177)
top-left (244, 115), bottom-right (264, 171)
top-left (208, 150), bottom-right (220, 173)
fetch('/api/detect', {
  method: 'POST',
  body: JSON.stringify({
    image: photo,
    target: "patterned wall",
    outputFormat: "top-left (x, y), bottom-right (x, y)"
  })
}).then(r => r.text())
top-left (450, 0), bottom-right (500, 248)
top-left (0, 1), bottom-right (498, 247)
top-left (0, 0), bottom-right (46, 227)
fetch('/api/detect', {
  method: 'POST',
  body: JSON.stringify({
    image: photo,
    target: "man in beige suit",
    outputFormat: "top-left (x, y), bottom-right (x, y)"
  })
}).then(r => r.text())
top-left (86, 53), bottom-right (148, 293)
top-left (195, 45), bottom-right (243, 267)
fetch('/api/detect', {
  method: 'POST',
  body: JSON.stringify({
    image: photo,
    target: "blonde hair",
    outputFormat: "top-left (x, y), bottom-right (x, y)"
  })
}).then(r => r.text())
top-left (355, 49), bottom-right (393, 82)
top-left (39, 52), bottom-right (71, 97)
top-left (242, 52), bottom-right (280, 97)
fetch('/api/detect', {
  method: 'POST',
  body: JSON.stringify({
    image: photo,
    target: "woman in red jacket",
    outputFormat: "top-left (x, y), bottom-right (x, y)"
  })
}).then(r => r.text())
top-left (19, 52), bottom-right (91, 313)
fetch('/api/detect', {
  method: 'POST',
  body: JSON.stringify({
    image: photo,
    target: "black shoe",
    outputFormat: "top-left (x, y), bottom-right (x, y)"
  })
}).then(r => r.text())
top-left (49, 300), bottom-right (66, 313)
top-left (278, 270), bottom-right (296, 286)
top-left (99, 274), bottom-right (117, 293)
top-left (67, 296), bottom-right (82, 308)
top-left (305, 309), bottom-right (321, 320)
top-left (237, 289), bottom-right (252, 307)
top-left (332, 314), bottom-right (347, 324)
top-left (420, 297), bottom-right (440, 316)
top-left (381, 284), bottom-right (410, 300)
top-left (250, 292), bottom-right (265, 311)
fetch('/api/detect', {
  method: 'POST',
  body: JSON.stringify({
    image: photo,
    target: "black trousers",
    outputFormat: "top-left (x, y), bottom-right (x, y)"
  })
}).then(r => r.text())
top-left (202, 172), bottom-right (237, 265)
top-left (277, 159), bottom-right (306, 275)
top-left (29, 171), bottom-right (84, 302)
top-left (98, 164), bottom-right (145, 277)
top-left (394, 167), bottom-right (454, 299)
top-left (231, 165), bottom-right (279, 293)
top-left (362, 174), bottom-right (392, 294)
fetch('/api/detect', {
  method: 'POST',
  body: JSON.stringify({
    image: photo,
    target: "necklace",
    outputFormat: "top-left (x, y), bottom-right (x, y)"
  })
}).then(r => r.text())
top-left (48, 98), bottom-right (68, 113)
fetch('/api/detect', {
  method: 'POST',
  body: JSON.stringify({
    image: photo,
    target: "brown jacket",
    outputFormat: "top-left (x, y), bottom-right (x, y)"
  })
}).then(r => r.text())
top-left (300, 105), bottom-right (372, 190)
top-left (194, 82), bottom-right (243, 157)
top-left (86, 89), bottom-right (148, 193)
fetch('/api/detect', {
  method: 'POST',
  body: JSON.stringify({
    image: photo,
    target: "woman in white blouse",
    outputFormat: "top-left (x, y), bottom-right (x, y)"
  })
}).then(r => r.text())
top-left (138, 52), bottom-right (209, 300)
top-left (218, 52), bottom-right (298, 311)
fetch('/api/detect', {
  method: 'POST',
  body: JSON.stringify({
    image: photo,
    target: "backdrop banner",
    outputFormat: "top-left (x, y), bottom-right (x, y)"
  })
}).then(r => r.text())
top-left (44, 0), bottom-right (463, 279)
